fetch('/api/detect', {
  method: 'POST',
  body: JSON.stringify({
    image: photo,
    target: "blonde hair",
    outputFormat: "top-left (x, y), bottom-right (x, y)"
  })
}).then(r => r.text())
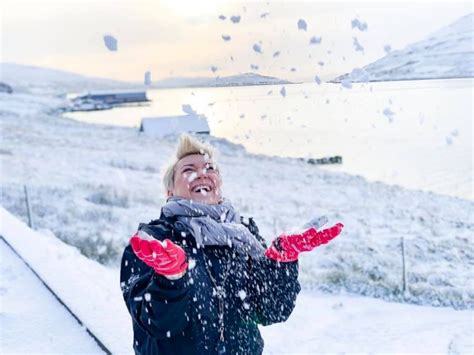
top-left (163, 134), bottom-right (217, 192)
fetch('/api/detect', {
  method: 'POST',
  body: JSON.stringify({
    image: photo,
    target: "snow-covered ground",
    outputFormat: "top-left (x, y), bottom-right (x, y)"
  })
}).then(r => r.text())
top-left (1, 208), bottom-right (472, 354)
top-left (0, 207), bottom-right (130, 354)
top-left (0, 65), bottom-right (473, 312)
top-left (334, 13), bottom-right (474, 82)
top-left (0, 241), bottom-right (104, 354)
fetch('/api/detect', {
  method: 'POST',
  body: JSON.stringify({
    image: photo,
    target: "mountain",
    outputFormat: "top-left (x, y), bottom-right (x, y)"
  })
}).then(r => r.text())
top-left (333, 13), bottom-right (474, 82)
top-left (0, 63), bottom-right (291, 94)
top-left (0, 63), bottom-right (139, 95)
top-left (150, 72), bottom-right (292, 88)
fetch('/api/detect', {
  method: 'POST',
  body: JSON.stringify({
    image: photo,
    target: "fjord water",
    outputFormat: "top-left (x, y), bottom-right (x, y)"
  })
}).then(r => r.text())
top-left (66, 79), bottom-right (473, 200)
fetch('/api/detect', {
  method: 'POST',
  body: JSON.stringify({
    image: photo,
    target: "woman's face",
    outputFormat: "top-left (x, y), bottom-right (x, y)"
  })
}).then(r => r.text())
top-left (168, 154), bottom-right (222, 204)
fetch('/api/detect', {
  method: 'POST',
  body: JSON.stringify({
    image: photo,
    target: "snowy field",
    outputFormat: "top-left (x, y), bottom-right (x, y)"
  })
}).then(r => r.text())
top-left (1, 207), bottom-right (472, 354)
top-left (0, 66), bottom-right (473, 312)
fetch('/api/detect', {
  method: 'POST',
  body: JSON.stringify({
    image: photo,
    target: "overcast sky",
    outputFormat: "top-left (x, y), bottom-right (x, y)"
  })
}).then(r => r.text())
top-left (2, 0), bottom-right (472, 82)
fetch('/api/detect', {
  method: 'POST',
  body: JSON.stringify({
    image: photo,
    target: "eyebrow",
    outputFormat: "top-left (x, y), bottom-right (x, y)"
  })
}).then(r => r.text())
top-left (178, 162), bottom-right (216, 171)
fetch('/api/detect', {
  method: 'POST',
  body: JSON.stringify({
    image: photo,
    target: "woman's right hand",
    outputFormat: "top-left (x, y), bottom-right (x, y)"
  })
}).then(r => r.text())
top-left (130, 234), bottom-right (188, 280)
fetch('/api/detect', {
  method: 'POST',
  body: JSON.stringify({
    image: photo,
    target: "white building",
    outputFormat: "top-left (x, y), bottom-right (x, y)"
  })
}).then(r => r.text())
top-left (139, 114), bottom-right (210, 137)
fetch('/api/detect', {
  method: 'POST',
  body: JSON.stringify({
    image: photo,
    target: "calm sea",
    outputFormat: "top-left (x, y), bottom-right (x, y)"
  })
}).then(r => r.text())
top-left (66, 79), bottom-right (473, 200)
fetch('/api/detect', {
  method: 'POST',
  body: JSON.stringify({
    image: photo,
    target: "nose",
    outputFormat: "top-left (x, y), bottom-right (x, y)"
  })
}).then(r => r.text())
top-left (196, 167), bottom-right (208, 179)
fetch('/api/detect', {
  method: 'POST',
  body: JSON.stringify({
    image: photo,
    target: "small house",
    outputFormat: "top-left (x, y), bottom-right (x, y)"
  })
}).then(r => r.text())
top-left (139, 114), bottom-right (210, 137)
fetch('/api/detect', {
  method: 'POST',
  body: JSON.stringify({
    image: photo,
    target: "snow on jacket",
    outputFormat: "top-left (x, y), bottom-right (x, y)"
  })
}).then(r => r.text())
top-left (120, 213), bottom-right (301, 355)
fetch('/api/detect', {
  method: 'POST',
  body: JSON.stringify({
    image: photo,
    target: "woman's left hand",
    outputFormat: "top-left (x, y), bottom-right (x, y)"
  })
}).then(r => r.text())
top-left (265, 223), bottom-right (344, 262)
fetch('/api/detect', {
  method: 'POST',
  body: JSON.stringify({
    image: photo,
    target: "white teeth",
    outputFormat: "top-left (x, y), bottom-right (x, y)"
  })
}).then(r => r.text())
top-left (193, 185), bottom-right (211, 193)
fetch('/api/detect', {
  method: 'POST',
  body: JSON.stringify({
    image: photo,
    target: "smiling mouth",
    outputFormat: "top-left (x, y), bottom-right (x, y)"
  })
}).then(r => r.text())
top-left (192, 185), bottom-right (212, 194)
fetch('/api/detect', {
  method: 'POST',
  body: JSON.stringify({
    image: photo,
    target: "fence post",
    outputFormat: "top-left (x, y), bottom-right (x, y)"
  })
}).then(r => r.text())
top-left (24, 185), bottom-right (34, 229)
top-left (401, 236), bottom-right (408, 295)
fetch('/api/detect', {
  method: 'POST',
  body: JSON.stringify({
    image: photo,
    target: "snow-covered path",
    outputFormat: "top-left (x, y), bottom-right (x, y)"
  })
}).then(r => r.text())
top-left (0, 207), bottom-right (133, 354)
top-left (0, 240), bottom-right (103, 354)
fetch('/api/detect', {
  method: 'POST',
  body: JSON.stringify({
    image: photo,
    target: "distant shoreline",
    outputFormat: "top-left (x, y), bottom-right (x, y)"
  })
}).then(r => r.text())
top-left (150, 77), bottom-right (473, 90)
top-left (330, 75), bottom-right (474, 84)
top-left (148, 80), bottom-right (300, 90)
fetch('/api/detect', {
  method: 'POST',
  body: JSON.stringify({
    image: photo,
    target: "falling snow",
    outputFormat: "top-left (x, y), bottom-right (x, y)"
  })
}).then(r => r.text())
top-left (103, 35), bottom-right (118, 51)
top-left (353, 37), bottom-right (364, 52)
top-left (188, 259), bottom-right (197, 270)
top-left (182, 104), bottom-right (196, 115)
top-left (297, 19), bottom-right (307, 31)
top-left (187, 172), bottom-right (198, 182)
top-left (253, 44), bottom-right (262, 54)
top-left (351, 18), bottom-right (368, 31)
top-left (309, 36), bottom-right (322, 45)
top-left (238, 290), bottom-right (247, 300)
top-left (383, 107), bottom-right (395, 122)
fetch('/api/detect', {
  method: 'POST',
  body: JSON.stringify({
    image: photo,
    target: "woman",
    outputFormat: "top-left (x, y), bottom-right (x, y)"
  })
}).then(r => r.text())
top-left (120, 135), bottom-right (343, 354)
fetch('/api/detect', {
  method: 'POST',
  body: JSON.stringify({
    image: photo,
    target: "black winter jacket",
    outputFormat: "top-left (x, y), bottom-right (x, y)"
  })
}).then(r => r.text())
top-left (120, 214), bottom-right (301, 355)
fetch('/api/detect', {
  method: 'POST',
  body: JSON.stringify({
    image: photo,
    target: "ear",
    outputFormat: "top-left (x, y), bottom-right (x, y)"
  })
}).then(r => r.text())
top-left (167, 190), bottom-right (173, 198)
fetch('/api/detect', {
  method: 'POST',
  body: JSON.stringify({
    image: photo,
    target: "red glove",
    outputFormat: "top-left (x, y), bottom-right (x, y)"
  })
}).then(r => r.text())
top-left (265, 223), bottom-right (344, 262)
top-left (130, 234), bottom-right (188, 279)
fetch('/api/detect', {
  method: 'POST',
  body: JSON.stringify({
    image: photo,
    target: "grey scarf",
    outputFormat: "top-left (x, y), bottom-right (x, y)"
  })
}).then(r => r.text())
top-left (162, 197), bottom-right (265, 259)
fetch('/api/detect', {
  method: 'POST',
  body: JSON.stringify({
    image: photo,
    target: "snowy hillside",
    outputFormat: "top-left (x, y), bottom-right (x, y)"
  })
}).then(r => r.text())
top-left (333, 13), bottom-right (474, 82)
top-left (0, 63), bottom-right (140, 95)
top-left (151, 72), bottom-right (291, 88)
top-left (1, 64), bottom-right (473, 310)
